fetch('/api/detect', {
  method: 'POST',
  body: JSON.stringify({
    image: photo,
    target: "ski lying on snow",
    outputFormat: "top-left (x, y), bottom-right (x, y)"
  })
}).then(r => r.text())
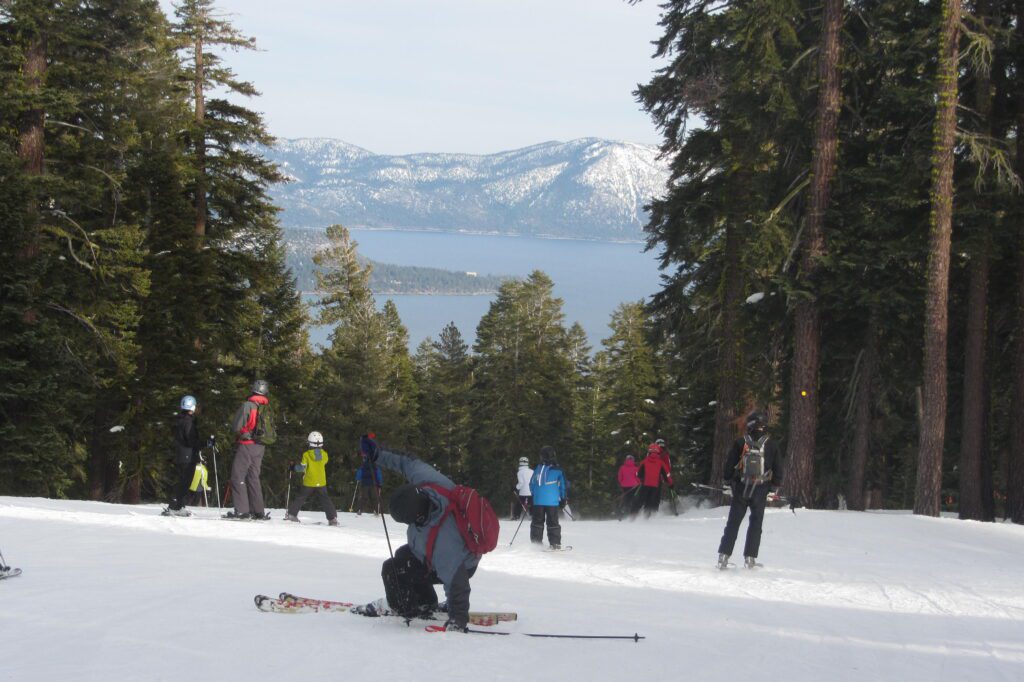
top-left (544, 546), bottom-right (573, 552)
top-left (254, 594), bottom-right (516, 626)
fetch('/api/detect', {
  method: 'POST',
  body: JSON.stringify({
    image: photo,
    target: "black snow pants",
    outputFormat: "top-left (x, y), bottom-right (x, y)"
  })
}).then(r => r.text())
top-left (287, 485), bottom-right (337, 521)
top-left (170, 454), bottom-right (199, 510)
top-left (530, 504), bottom-right (562, 546)
top-left (717, 482), bottom-right (770, 558)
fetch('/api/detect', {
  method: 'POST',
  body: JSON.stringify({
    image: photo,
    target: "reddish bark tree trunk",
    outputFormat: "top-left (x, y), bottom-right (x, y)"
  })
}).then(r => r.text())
top-left (785, 0), bottom-right (842, 505)
top-left (18, 28), bottom-right (46, 176)
top-left (915, 0), bottom-right (961, 517)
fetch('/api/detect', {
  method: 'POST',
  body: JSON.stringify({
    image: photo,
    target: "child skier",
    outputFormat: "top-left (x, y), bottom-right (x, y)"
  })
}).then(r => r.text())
top-left (529, 446), bottom-right (567, 549)
top-left (284, 431), bottom-right (339, 525)
top-left (512, 456), bottom-right (533, 520)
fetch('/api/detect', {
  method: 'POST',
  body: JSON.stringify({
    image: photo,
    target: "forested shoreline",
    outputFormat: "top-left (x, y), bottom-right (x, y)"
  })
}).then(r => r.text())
top-left (2, 0), bottom-right (1023, 523)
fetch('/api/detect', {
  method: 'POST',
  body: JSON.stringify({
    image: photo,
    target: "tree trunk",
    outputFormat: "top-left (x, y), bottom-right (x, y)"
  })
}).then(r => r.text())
top-left (194, 33), bottom-right (207, 239)
top-left (915, 0), bottom-right (961, 517)
top-left (785, 0), bottom-right (842, 506)
top-left (847, 319), bottom-right (878, 511)
top-left (1009, 0), bottom-right (1024, 524)
top-left (711, 220), bottom-right (743, 490)
top-left (959, 242), bottom-right (990, 520)
top-left (18, 27), bottom-right (46, 176)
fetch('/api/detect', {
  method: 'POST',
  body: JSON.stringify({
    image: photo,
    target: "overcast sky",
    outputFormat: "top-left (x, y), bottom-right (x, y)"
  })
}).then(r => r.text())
top-left (158, 0), bottom-right (667, 155)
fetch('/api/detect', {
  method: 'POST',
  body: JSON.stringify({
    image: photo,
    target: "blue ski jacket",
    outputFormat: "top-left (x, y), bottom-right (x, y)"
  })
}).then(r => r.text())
top-left (529, 464), bottom-right (567, 507)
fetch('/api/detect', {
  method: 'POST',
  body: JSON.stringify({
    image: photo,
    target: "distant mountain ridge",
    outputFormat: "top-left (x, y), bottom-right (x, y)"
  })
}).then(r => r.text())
top-left (262, 137), bottom-right (669, 240)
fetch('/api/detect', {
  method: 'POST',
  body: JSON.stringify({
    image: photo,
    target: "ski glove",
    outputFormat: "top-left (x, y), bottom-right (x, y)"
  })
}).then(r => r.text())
top-left (293, 464), bottom-right (307, 473)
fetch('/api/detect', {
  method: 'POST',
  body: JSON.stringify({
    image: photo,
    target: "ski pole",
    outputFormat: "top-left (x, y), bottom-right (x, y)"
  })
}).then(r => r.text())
top-left (285, 465), bottom-right (293, 512)
top-left (509, 501), bottom-right (530, 546)
top-left (563, 501), bottom-right (576, 521)
top-left (210, 438), bottom-right (222, 508)
top-left (348, 483), bottom-right (358, 513)
top-left (428, 626), bottom-right (644, 641)
top-left (668, 487), bottom-right (680, 516)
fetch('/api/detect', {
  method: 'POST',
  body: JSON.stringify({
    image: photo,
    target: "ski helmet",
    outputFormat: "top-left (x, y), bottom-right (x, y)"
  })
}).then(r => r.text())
top-left (251, 378), bottom-right (269, 396)
top-left (180, 395), bottom-right (197, 411)
top-left (625, 455), bottom-right (634, 462)
top-left (389, 484), bottom-right (430, 526)
top-left (655, 438), bottom-right (666, 447)
top-left (307, 431), bottom-right (324, 447)
top-left (746, 411), bottom-right (768, 435)
top-left (539, 445), bottom-right (556, 464)
top-left (518, 457), bottom-right (529, 466)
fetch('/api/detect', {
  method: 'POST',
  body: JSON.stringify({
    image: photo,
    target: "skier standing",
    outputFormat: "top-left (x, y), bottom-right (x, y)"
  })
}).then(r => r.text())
top-left (164, 395), bottom-right (201, 517)
top-left (225, 379), bottom-right (274, 520)
top-left (635, 442), bottom-right (673, 517)
top-left (352, 432), bottom-right (382, 515)
top-left (355, 437), bottom-right (488, 632)
top-left (512, 456), bottom-right (533, 520)
top-left (284, 431), bottom-right (339, 525)
top-left (616, 454), bottom-right (640, 517)
top-left (717, 411), bottom-right (783, 569)
top-left (529, 446), bottom-right (567, 549)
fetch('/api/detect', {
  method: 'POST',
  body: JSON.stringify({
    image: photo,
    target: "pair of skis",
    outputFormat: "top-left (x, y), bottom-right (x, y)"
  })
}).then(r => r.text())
top-left (254, 592), bottom-right (516, 627)
top-left (254, 592), bottom-right (643, 641)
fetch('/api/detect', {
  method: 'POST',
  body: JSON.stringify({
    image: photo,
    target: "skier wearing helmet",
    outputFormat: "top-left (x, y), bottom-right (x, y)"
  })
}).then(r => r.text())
top-left (225, 379), bottom-right (274, 520)
top-left (284, 431), bottom-right (339, 526)
top-left (716, 411), bottom-right (784, 569)
top-left (163, 395), bottom-right (201, 517)
top-left (512, 456), bottom-right (533, 520)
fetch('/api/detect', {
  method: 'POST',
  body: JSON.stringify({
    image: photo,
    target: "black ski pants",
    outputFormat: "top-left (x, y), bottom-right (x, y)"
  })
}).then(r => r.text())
top-left (530, 504), bottom-right (562, 546)
top-left (170, 455), bottom-right (199, 510)
top-left (287, 485), bottom-right (337, 521)
top-left (635, 485), bottom-right (661, 516)
top-left (718, 483), bottom-right (770, 558)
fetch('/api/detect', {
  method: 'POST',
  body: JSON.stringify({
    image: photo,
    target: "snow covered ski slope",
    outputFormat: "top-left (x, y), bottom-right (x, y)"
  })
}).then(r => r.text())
top-left (1, 496), bottom-right (1022, 681)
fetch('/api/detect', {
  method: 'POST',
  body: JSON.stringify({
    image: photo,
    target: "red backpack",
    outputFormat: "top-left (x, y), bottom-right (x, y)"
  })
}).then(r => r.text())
top-left (420, 483), bottom-right (500, 567)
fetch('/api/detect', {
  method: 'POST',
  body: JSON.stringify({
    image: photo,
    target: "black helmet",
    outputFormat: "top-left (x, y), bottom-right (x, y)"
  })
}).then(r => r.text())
top-left (251, 378), bottom-right (269, 396)
top-left (539, 445), bottom-right (556, 464)
top-left (745, 411), bottom-right (767, 435)
top-left (389, 484), bottom-right (430, 526)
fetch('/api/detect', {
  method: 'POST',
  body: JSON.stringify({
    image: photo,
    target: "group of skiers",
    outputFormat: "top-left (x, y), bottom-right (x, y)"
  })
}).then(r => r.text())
top-left (167, 379), bottom-right (780, 632)
top-left (611, 412), bottom-right (784, 569)
top-left (166, 380), bottom-right (384, 523)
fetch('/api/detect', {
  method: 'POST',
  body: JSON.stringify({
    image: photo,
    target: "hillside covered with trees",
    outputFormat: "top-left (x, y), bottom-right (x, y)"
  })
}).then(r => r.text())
top-left (2, 0), bottom-right (1023, 525)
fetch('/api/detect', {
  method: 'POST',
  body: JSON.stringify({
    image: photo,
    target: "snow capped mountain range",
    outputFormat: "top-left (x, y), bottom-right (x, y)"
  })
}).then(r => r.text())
top-left (262, 138), bottom-right (669, 240)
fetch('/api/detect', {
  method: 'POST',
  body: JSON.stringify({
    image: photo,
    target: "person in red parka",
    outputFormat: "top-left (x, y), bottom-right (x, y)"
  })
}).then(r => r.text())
top-left (616, 455), bottom-right (640, 518)
top-left (634, 442), bottom-right (673, 517)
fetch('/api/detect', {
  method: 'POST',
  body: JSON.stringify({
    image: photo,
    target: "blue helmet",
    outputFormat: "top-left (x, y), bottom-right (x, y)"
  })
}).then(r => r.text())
top-left (180, 395), bottom-right (197, 411)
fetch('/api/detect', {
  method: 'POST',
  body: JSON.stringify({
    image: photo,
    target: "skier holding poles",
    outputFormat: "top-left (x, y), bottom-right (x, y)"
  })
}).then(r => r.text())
top-left (616, 454), bottom-right (640, 518)
top-left (163, 395), bottom-right (201, 517)
top-left (512, 456), bottom-right (533, 520)
top-left (353, 435), bottom-right (499, 633)
top-left (529, 446), bottom-right (568, 549)
top-left (284, 431), bottom-right (339, 525)
top-left (716, 411), bottom-right (784, 569)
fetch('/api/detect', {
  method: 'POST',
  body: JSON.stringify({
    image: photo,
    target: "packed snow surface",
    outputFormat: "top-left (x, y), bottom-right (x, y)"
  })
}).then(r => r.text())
top-left (1, 496), bottom-right (1023, 681)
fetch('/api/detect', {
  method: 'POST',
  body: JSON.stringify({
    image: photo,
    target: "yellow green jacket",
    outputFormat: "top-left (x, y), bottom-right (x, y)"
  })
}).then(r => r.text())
top-left (300, 448), bottom-right (329, 487)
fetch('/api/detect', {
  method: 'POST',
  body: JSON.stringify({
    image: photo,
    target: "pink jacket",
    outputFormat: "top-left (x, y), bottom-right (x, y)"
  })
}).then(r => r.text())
top-left (618, 459), bottom-right (640, 487)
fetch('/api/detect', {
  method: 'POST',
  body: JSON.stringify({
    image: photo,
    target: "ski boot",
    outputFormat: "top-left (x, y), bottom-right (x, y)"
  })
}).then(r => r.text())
top-left (353, 597), bottom-right (392, 618)
top-left (328, 518), bottom-right (340, 526)
top-left (251, 511), bottom-right (271, 521)
top-left (717, 553), bottom-right (730, 570)
top-left (283, 513), bottom-right (299, 522)
top-left (744, 556), bottom-right (762, 569)
top-left (223, 510), bottom-right (251, 520)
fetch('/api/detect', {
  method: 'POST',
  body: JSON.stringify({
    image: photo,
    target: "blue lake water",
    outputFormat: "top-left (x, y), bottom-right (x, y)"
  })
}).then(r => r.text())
top-left (307, 228), bottom-right (664, 351)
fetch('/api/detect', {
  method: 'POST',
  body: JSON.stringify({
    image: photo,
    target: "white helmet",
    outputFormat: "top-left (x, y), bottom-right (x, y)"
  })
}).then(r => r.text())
top-left (180, 395), bottom-right (197, 411)
top-left (307, 431), bottom-right (324, 447)
top-left (518, 457), bottom-right (529, 466)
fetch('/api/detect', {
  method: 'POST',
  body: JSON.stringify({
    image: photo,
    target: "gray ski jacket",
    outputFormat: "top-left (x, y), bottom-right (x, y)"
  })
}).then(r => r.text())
top-left (377, 449), bottom-right (480, 627)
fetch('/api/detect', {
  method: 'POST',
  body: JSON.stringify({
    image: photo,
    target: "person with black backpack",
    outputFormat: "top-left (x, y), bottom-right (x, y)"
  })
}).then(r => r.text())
top-left (224, 379), bottom-right (275, 520)
top-left (717, 411), bottom-right (784, 569)
top-left (163, 395), bottom-right (201, 517)
top-left (353, 436), bottom-right (499, 633)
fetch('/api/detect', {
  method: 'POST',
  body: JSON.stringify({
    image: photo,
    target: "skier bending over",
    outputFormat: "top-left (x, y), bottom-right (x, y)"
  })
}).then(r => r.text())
top-left (717, 411), bottom-right (784, 569)
top-left (356, 437), bottom-right (481, 632)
